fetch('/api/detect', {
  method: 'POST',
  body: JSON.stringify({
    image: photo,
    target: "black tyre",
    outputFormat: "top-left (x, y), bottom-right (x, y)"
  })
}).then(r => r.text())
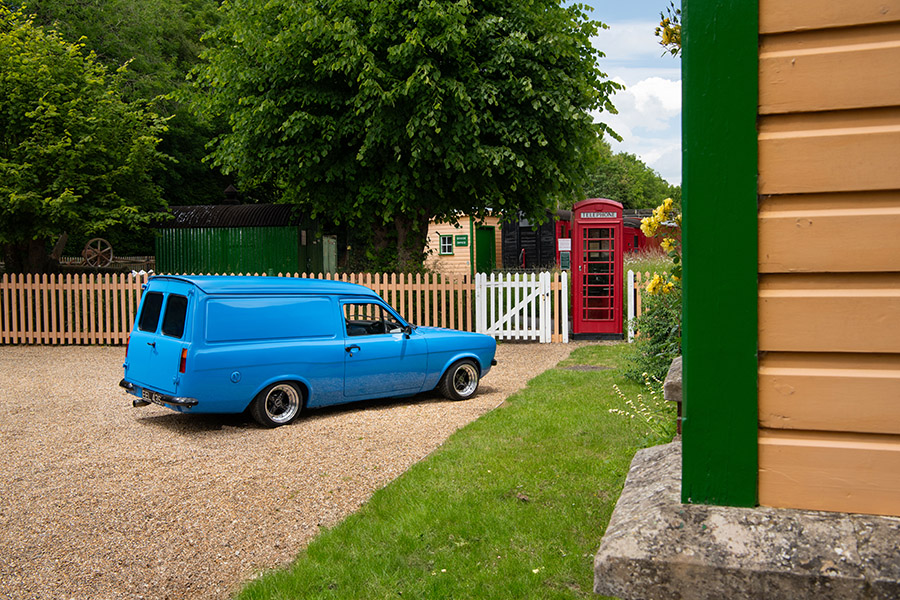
top-left (438, 359), bottom-right (480, 401)
top-left (250, 382), bottom-right (302, 428)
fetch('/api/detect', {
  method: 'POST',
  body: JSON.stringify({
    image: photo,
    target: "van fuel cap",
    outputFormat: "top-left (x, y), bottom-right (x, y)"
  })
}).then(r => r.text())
top-left (230, 371), bottom-right (242, 383)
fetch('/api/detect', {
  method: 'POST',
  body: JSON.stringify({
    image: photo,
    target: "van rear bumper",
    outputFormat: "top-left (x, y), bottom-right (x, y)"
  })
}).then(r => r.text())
top-left (119, 379), bottom-right (199, 407)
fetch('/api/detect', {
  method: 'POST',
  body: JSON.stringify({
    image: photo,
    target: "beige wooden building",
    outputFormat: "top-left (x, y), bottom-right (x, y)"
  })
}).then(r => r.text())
top-left (423, 215), bottom-right (502, 279)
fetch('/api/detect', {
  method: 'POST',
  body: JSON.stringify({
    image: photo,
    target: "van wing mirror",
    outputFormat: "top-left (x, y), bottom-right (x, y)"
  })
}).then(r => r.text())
top-left (403, 325), bottom-right (413, 338)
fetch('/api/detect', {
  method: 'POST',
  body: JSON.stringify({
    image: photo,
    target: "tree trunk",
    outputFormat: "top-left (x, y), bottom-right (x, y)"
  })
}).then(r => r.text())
top-left (359, 211), bottom-right (430, 272)
top-left (3, 239), bottom-right (51, 274)
top-left (394, 211), bottom-right (431, 272)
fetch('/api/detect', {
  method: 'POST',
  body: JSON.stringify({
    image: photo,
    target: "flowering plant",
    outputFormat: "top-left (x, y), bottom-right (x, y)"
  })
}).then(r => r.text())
top-left (623, 196), bottom-right (682, 382)
top-left (610, 373), bottom-right (676, 440)
top-left (640, 197), bottom-right (681, 295)
top-left (654, 1), bottom-right (681, 57)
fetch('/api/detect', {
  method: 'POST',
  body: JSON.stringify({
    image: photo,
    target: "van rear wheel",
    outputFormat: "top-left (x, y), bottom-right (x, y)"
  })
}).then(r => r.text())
top-left (250, 382), bottom-right (302, 428)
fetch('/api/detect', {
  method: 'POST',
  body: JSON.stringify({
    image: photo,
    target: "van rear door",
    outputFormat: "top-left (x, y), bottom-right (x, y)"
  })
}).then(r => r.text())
top-left (126, 281), bottom-right (193, 394)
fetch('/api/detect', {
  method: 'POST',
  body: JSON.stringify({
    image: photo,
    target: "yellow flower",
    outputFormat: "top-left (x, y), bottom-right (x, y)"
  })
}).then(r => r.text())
top-left (645, 274), bottom-right (663, 294)
top-left (661, 237), bottom-right (676, 253)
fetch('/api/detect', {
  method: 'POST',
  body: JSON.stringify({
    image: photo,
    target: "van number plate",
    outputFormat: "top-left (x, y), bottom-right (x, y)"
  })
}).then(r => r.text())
top-left (141, 388), bottom-right (166, 406)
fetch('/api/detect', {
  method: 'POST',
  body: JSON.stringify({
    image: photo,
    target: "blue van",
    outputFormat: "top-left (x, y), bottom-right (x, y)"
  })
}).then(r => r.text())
top-left (120, 276), bottom-right (497, 427)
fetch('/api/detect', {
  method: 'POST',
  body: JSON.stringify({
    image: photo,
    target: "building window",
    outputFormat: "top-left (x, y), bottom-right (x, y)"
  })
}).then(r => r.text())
top-left (439, 235), bottom-right (454, 255)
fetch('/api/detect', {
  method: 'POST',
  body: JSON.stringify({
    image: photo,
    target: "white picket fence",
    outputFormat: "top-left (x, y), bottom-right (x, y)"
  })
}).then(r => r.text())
top-left (627, 270), bottom-right (637, 343)
top-left (475, 271), bottom-right (568, 343)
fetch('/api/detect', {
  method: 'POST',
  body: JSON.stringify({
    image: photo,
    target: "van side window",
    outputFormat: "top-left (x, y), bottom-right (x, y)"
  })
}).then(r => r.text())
top-left (344, 303), bottom-right (402, 336)
top-left (162, 294), bottom-right (188, 338)
top-left (138, 292), bottom-right (164, 332)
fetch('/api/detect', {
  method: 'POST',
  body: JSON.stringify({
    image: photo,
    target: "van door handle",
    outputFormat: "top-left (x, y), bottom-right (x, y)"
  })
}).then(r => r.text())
top-left (147, 342), bottom-right (156, 348)
top-left (345, 345), bottom-right (361, 355)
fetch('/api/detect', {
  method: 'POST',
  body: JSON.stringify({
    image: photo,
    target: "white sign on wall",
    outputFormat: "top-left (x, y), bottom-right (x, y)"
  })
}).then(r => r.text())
top-left (557, 238), bottom-right (572, 252)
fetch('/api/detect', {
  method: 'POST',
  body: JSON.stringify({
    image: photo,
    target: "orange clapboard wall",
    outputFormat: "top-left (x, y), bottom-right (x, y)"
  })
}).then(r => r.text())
top-left (758, 0), bottom-right (900, 516)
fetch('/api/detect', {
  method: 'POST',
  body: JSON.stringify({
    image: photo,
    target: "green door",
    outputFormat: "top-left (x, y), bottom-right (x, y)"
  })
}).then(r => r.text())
top-left (475, 226), bottom-right (496, 274)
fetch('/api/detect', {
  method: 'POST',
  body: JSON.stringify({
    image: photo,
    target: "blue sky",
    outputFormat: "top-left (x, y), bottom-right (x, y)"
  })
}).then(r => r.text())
top-left (580, 0), bottom-right (682, 185)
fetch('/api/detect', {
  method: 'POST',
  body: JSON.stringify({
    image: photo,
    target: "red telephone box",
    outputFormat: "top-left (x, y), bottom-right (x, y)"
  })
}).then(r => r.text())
top-left (572, 199), bottom-right (624, 339)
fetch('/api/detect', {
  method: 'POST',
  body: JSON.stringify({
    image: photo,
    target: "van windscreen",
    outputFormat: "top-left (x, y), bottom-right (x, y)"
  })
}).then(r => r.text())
top-left (162, 294), bottom-right (188, 338)
top-left (138, 292), bottom-right (164, 332)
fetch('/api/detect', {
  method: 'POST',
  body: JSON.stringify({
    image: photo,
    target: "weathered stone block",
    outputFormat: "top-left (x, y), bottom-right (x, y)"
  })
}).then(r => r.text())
top-left (663, 356), bottom-right (682, 404)
top-left (594, 442), bottom-right (900, 599)
top-left (663, 356), bottom-right (682, 434)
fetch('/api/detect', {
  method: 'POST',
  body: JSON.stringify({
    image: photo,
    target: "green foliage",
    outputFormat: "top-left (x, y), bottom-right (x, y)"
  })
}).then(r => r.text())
top-left (15, 0), bottom-right (230, 205)
top-left (623, 196), bottom-right (682, 381)
top-left (623, 285), bottom-right (681, 382)
top-left (16, 0), bottom-right (216, 101)
top-left (611, 373), bottom-right (676, 440)
top-left (236, 343), bottom-right (665, 600)
top-left (0, 7), bottom-right (168, 271)
top-left (190, 0), bottom-right (622, 268)
top-left (581, 137), bottom-right (680, 209)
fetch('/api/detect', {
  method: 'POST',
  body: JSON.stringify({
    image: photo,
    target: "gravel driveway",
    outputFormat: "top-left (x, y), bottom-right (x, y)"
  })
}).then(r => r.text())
top-left (0, 343), bottom-right (582, 600)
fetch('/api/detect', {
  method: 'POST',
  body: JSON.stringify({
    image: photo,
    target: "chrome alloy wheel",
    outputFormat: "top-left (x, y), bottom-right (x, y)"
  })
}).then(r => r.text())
top-left (452, 362), bottom-right (479, 398)
top-left (264, 383), bottom-right (301, 425)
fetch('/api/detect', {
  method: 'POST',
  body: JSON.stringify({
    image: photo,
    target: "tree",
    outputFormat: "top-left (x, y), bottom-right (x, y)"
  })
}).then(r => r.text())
top-left (190, 0), bottom-right (621, 270)
top-left (581, 138), bottom-right (680, 209)
top-left (0, 8), bottom-right (168, 272)
top-left (12, 0), bottom-right (229, 206)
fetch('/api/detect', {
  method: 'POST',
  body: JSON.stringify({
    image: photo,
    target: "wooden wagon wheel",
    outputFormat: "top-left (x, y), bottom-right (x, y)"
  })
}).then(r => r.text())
top-left (82, 238), bottom-right (114, 268)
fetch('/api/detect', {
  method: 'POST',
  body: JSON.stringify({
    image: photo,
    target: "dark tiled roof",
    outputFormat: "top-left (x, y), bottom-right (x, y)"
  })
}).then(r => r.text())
top-left (161, 204), bottom-right (300, 228)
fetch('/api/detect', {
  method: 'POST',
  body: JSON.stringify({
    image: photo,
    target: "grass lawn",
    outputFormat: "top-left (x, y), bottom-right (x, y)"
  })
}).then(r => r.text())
top-left (624, 248), bottom-right (672, 277)
top-left (237, 343), bottom-right (674, 600)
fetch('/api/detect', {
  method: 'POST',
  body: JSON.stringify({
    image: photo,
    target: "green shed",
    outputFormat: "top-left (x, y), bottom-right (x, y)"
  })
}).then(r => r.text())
top-left (155, 204), bottom-right (336, 275)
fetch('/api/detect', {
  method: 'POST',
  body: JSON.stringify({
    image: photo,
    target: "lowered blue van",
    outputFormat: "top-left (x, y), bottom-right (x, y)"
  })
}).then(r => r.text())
top-left (120, 276), bottom-right (497, 427)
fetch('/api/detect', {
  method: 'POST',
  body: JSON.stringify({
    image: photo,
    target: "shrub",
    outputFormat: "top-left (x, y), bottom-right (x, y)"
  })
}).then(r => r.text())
top-left (623, 285), bottom-right (681, 381)
top-left (623, 197), bottom-right (682, 382)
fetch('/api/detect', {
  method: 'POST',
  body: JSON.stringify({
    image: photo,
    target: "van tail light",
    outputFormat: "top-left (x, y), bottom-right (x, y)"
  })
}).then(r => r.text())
top-left (125, 335), bottom-right (130, 358)
top-left (179, 348), bottom-right (188, 373)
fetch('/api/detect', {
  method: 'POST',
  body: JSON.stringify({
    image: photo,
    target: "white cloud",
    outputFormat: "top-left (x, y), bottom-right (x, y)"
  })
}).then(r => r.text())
top-left (628, 77), bottom-right (681, 114)
top-left (590, 20), bottom-right (683, 186)
top-left (593, 21), bottom-right (662, 64)
top-left (592, 76), bottom-right (682, 184)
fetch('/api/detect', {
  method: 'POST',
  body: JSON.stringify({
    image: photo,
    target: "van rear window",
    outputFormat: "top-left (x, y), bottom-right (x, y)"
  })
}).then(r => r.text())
top-left (206, 297), bottom-right (334, 342)
top-left (138, 292), bottom-right (164, 332)
top-left (162, 294), bottom-right (188, 338)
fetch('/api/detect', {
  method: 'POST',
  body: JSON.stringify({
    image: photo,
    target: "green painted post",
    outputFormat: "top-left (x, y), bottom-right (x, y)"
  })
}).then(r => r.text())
top-left (469, 218), bottom-right (476, 283)
top-left (681, 0), bottom-right (759, 507)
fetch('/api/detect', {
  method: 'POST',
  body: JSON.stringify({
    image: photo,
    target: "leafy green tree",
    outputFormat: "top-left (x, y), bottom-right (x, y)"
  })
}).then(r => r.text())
top-left (11, 0), bottom-right (229, 206)
top-left (190, 0), bottom-right (621, 269)
top-left (0, 8), bottom-right (168, 272)
top-left (581, 137), bottom-right (680, 210)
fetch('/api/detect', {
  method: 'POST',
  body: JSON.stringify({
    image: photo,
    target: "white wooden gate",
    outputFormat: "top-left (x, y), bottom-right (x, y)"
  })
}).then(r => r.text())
top-left (475, 272), bottom-right (567, 343)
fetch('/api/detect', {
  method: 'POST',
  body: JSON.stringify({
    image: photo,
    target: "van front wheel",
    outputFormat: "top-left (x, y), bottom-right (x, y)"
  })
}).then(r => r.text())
top-left (250, 382), bottom-right (302, 428)
top-left (439, 359), bottom-right (480, 401)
